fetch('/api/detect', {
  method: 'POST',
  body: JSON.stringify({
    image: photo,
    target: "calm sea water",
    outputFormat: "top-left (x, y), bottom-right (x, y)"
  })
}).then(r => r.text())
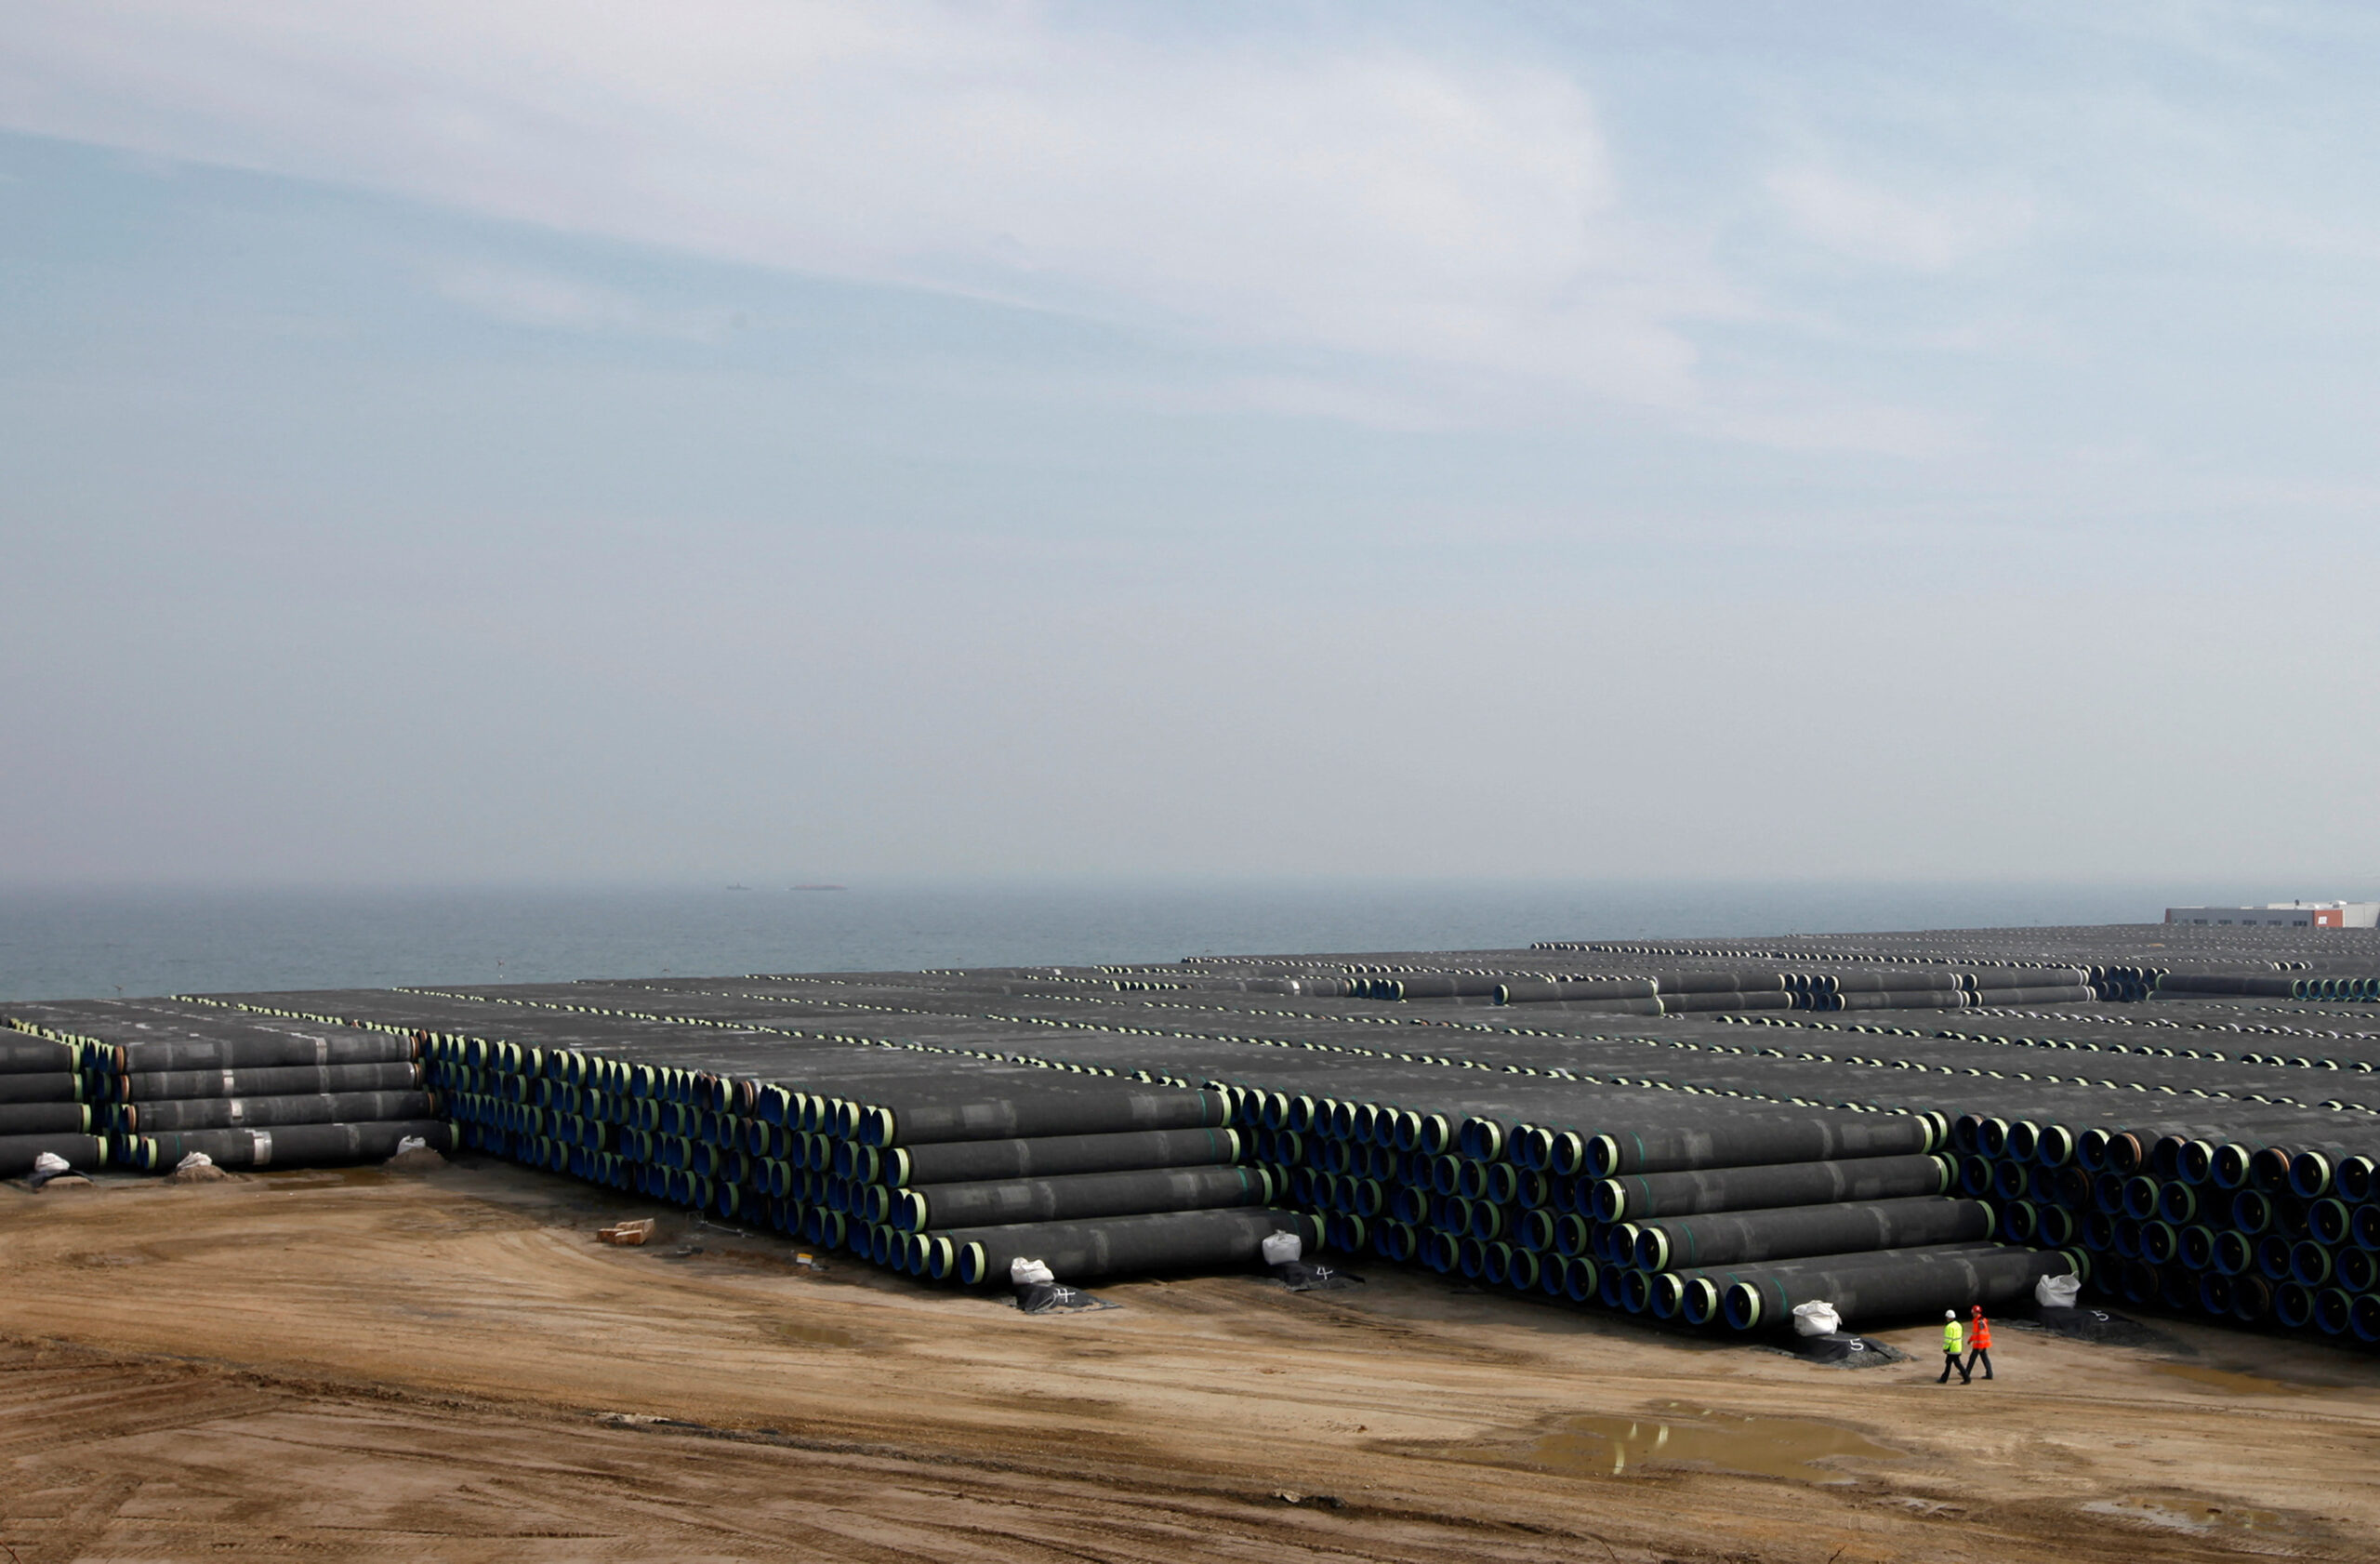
top-left (0, 881), bottom-right (2207, 1002)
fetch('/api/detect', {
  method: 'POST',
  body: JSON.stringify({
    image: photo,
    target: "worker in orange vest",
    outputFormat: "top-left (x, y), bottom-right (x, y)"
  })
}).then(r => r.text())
top-left (1937, 1310), bottom-right (1969, 1384)
top-left (1964, 1305), bottom-right (1994, 1381)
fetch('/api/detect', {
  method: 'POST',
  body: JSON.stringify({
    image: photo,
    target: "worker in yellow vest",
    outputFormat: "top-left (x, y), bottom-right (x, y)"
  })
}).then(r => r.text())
top-left (1937, 1309), bottom-right (1970, 1384)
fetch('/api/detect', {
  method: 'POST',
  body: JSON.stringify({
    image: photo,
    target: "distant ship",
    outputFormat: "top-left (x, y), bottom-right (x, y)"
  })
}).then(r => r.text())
top-left (724, 883), bottom-right (752, 891)
top-left (792, 883), bottom-right (847, 892)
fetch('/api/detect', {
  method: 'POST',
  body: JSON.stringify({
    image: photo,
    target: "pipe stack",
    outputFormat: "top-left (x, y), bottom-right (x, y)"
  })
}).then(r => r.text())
top-left (2159, 970), bottom-right (2380, 1003)
top-left (1234, 1079), bottom-right (2075, 1330)
top-left (0, 1033), bottom-right (106, 1177)
top-left (1952, 1107), bottom-right (2380, 1344)
top-left (1475, 966), bottom-right (2102, 1016)
top-left (6, 1001), bottom-right (450, 1170)
top-left (8, 915), bottom-right (2379, 1348)
top-left (416, 1022), bottom-right (1313, 1285)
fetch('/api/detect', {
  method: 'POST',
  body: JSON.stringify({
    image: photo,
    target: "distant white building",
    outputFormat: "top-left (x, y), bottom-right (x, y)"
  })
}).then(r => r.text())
top-left (2164, 901), bottom-right (2380, 929)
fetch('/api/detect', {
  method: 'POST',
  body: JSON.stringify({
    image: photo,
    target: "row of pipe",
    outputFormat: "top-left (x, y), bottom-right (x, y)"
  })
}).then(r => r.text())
top-left (1947, 1108), bottom-right (2380, 1342)
top-left (9, 929), bottom-right (2376, 1349)
top-left (413, 1027), bottom-right (1315, 1286)
top-left (4, 1009), bottom-right (449, 1170)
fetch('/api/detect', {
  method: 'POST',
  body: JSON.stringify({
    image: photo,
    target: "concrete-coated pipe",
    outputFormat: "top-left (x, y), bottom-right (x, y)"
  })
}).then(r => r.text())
top-left (882, 1126), bottom-right (1241, 1186)
top-left (1632, 1196), bottom-right (1993, 1272)
top-left (1659, 991), bottom-right (1795, 1015)
top-left (1494, 978), bottom-right (1658, 1006)
top-left (1723, 1245), bottom-right (2080, 1331)
top-left (1833, 990), bottom-right (1972, 1013)
top-left (109, 1034), bottom-right (419, 1072)
top-left (2288, 1146), bottom-right (2357, 1199)
top-left (121, 1090), bottom-right (438, 1133)
top-left (0, 1040), bottom-right (78, 1073)
top-left (128, 1119), bottom-right (452, 1171)
top-left (1825, 973), bottom-right (1962, 995)
top-left (1377, 974), bottom-right (1507, 1001)
top-left (1964, 968), bottom-right (2088, 990)
top-left (1654, 972), bottom-right (1790, 996)
top-left (1962, 986), bottom-right (2096, 1007)
top-left (2155, 973), bottom-right (2297, 998)
top-left (861, 1086), bottom-right (1228, 1146)
top-left (112, 1062), bottom-right (422, 1101)
top-left (0, 1131), bottom-right (107, 1175)
top-left (1593, 1154), bottom-right (1950, 1221)
top-left (2032, 1124), bottom-right (2078, 1166)
top-left (895, 1164), bottom-right (1272, 1232)
top-left (944, 1207), bottom-right (1319, 1285)
top-left (1586, 1114), bottom-right (1936, 1177)
top-left (1659, 1239), bottom-right (2006, 1323)
top-left (0, 1102), bottom-right (90, 1136)
top-left (0, 1073), bottom-right (82, 1105)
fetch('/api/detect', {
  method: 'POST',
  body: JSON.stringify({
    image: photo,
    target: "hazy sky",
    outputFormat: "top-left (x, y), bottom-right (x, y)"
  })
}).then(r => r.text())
top-left (4, 3), bottom-right (2377, 887)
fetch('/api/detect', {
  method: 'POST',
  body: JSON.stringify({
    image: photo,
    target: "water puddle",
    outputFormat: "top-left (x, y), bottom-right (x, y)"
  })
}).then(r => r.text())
top-left (1464, 1402), bottom-right (1902, 1482)
top-left (2082, 1497), bottom-right (2288, 1534)
top-left (772, 1320), bottom-right (857, 1348)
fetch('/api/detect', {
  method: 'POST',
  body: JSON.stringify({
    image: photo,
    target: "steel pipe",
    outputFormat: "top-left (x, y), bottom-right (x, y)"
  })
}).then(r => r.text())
top-left (1633, 1196), bottom-right (1993, 1271)
top-left (896, 1164), bottom-right (1272, 1232)
top-left (884, 1126), bottom-right (1241, 1186)
top-left (943, 1208), bottom-right (1320, 1285)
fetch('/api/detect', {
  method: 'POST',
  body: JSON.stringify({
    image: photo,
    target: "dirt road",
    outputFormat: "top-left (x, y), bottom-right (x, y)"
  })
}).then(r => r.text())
top-left (4, 1158), bottom-right (2375, 1562)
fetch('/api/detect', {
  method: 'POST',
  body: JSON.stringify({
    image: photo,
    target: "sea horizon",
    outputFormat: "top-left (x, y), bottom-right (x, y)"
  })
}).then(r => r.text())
top-left (0, 878), bottom-right (2294, 1004)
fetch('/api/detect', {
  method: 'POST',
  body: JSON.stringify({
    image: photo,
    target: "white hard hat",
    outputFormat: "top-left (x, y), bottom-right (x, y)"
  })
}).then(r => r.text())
top-left (1944, 1309), bottom-right (1956, 1319)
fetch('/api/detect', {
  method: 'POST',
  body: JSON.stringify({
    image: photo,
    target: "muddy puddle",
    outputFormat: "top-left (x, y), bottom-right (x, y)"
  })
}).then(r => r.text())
top-left (2082, 1496), bottom-right (2289, 1535)
top-left (2153, 1362), bottom-right (2334, 1396)
top-left (772, 1320), bottom-right (858, 1348)
top-left (258, 1166), bottom-right (421, 1190)
top-left (1457, 1402), bottom-right (1903, 1482)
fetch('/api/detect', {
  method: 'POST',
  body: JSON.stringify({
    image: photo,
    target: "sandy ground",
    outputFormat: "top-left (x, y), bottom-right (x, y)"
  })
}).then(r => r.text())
top-left (5, 1160), bottom-right (2378, 1563)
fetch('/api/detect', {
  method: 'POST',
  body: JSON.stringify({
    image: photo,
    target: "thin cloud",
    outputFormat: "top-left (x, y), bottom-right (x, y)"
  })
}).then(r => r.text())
top-left (430, 261), bottom-right (732, 339)
top-left (0, 1), bottom-right (1735, 410)
top-left (1765, 164), bottom-right (2035, 272)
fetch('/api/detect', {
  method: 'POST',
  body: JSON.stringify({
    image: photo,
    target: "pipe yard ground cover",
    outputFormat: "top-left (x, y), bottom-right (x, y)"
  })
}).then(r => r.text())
top-left (9, 919), bottom-right (2380, 1353)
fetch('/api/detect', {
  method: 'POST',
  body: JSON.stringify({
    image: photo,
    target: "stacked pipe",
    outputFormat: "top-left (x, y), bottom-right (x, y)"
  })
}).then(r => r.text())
top-left (416, 1023), bottom-right (1313, 1286)
top-left (1474, 967), bottom-right (2104, 1016)
top-left (347, 971), bottom-right (2104, 1323)
top-left (1219, 1064), bottom-right (2072, 1332)
top-left (1951, 1107), bottom-right (2380, 1344)
top-left (0, 1033), bottom-right (106, 1177)
top-left (588, 964), bottom-right (2376, 1343)
top-left (1724, 1000), bottom-right (2380, 1351)
top-left (7, 1001), bottom-right (450, 1171)
top-left (1342, 1090), bottom-right (2046, 1323)
top-left (10, 911), bottom-right (2369, 1344)
top-left (2159, 969), bottom-right (2380, 1004)
top-left (2087, 965), bottom-right (2159, 1002)
top-left (1491, 972), bottom-right (1800, 1015)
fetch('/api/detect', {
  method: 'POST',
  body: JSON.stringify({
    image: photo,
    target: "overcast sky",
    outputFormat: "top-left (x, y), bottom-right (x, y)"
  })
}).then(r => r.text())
top-left (3, 3), bottom-right (2376, 888)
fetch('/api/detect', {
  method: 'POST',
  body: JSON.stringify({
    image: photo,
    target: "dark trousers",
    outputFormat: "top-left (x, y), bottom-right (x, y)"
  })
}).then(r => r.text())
top-left (1938, 1350), bottom-right (1970, 1384)
top-left (1966, 1348), bottom-right (1992, 1379)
